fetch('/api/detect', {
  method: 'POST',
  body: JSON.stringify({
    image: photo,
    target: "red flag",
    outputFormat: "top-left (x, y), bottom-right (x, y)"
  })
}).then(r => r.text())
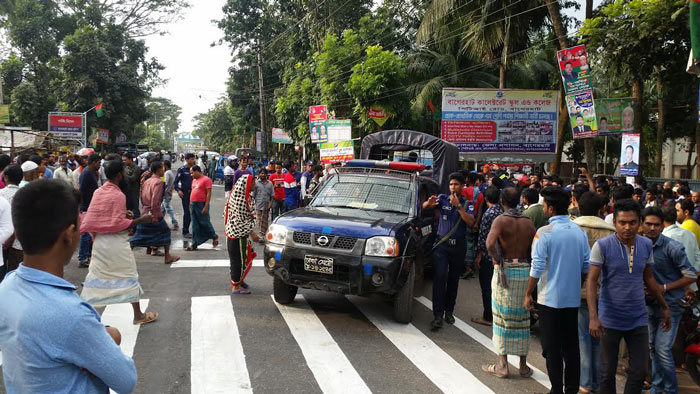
top-left (427, 100), bottom-right (434, 113)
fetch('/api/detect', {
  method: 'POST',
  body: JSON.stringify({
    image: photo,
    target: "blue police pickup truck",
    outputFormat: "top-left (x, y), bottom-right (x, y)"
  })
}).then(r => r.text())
top-left (263, 160), bottom-right (440, 323)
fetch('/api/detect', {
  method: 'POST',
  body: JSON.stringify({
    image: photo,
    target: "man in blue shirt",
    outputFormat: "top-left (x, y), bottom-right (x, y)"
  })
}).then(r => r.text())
top-left (641, 206), bottom-right (696, 394)
top-left (423, 172), bottom-right (475, 330)
top-left (283, 160), bottom-right (300, 211)
top-left (524, 186), bottom-right (590, 394)
top-left (0, 179), bottom-right (137, 393)
top-left (174, 153), bottom-right (195, 238)
top-left (587, 199), bottom-right (670, 394)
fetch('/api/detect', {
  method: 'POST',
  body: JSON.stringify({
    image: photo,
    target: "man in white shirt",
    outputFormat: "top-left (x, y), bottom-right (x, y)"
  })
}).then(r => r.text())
top-left (0, 165), bottom-right (24, 276)
top-left (53, 155), bottom-right (74, 187)
top-left (661, 205), bottom-right (700, 290)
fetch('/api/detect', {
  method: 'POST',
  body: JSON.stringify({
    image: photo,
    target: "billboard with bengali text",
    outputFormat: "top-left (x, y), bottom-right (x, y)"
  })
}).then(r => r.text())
top-left (441, 88), bottom-right (558, 155)
top-left (326, 119), bottom-right (351, 142)
top-left (271, 128), bottom-right (293, 144)
top-left (557, 44), bottom-right (593, 94)
top-left (320, 140), bottom-right (354, 164)
top-left (595, 98), bottom-right (634, 136)
top-left (566, 90), bottom-right (598, 138)
top-left (48, 113), bottom-right (84, 138)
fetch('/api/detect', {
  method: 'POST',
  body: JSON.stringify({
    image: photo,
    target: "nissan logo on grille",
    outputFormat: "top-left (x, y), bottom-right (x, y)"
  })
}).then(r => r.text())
top-left (316, 235), bottom-right (330, 246)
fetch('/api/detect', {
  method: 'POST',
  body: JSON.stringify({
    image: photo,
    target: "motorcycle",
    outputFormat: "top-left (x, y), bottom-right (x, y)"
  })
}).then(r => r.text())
top-left (679, 296), bottom-right (700, 386)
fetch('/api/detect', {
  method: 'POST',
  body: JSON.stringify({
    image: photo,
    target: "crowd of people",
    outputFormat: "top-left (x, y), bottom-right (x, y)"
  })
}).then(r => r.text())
top-left (0, 149), bottom-right (699, 393)
top-left (426, 165), bottom-right (700, 394)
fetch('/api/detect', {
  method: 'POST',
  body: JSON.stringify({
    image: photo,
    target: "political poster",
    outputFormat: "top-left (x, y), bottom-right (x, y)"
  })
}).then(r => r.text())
top-left (566, 90), bottom-right (598, 139)
top-left (0, 105), bottom-right (9, 124)
top-left (310, 121), bottom-right (328, 144)
top-left (96, 128), bottom-right (109, 144)
top-left (440, 88), bottom-right (558, 155)
top-left (309, 105), bottom-right (328, 122)
top-left (320, 140), bottom-right (354, 164)
top-left (116, 132), bottom-right (128, 143)
top-left (272, 128), bottom-right (293, 144)
top-left (48, 113), bottom-right (84, 138)
top-left (557, 45), bottom-right (593, 94)
top-left (326, 119), bottom-right (351, 142)
top-left (594, 98), bottom-right (634, 135)
top-left (620, 133), bottom-right (641, 176)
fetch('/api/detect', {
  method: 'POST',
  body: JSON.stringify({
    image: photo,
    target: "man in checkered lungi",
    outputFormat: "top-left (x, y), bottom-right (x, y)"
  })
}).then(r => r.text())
top-left (481, 187), bottom-right (536, 379)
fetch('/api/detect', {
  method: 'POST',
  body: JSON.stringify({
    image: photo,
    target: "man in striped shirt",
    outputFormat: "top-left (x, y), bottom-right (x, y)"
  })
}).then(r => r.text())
top-left (283, 160), bottom-right (300, 212)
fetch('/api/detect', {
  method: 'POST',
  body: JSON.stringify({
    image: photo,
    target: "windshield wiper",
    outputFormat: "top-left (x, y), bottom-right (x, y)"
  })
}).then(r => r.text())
top-left (368, 208), bottom-right (407, 215)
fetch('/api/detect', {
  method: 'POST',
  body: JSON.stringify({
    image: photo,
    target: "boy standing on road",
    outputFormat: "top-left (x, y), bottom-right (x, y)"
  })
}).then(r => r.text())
top-left (423, 172), bottom-right (475, 330)
top-left (270, 163), bottom-right (286, 220)
top-left (586, 199), bottom-right (671, 394)
top-left (0, 180), bottom-right (137, 393)
top-left (525, 186), bottom-right (590, 394)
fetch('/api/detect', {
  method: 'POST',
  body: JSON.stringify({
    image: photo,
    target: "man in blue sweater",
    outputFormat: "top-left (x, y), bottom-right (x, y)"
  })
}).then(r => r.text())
top-left (524, 186), bottom-right (590, 394)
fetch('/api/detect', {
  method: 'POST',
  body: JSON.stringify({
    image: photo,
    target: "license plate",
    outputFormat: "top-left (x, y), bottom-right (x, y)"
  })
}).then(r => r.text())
top-left (304, 255), bottom-right (333, 274)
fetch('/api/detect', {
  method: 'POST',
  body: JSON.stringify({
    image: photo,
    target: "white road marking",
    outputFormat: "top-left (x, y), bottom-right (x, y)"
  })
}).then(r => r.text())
top-left (101, 299), bottom-right (149, 358)
top-left (171, 240), bottom-right (221, 251)
top-left (347, 296), bottom-right (495, 394)
top-left (273, 295), bottom-right (372, 394)
top-left (191, 296), bottom-right (252, 394)
top-left (170, 259), bottom-right (264, 268)
top-left (415, 296), bottom-right (551, 390)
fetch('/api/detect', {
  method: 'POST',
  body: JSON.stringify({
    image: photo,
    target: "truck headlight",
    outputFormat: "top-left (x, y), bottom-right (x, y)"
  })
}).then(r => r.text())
top-left (365, 237), bottom-right (399, 257)
top-left (266, 224), bottom-right (288, 245)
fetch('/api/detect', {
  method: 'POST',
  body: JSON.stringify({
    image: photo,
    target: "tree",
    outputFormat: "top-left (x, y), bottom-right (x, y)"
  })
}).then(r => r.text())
top-left (145, 97), bottom-right (182, 142)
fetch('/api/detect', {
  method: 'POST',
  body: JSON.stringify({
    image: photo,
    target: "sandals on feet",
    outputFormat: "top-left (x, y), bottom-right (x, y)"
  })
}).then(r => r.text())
top-left (482, 364), bottom-right (508, 378)
top-left (471, 317), bottom-right (492, 326)
top-left (233, 288), bottom-right (251, 294)
top-left (164, 256), bottom-right (180, 264)
top-left (519, 366), bottom-right (533, 378)
top-left (133, 311), bottom-right (159, 325)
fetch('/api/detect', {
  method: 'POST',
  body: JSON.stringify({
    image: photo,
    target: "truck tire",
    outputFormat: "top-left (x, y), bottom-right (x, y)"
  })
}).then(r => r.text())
top-left (273, 277), bottom-right (298, 304)
top-left (393, 262), bottom-right (415, 324)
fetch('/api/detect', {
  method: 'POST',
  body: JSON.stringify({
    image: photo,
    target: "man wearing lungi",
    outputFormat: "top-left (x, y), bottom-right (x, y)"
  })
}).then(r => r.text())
top-left (482, 187), bottom-right (536, 378)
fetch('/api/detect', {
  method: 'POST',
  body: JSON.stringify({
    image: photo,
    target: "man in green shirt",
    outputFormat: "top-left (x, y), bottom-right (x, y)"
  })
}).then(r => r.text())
top-left (522, 188), bottom-right (546, 230)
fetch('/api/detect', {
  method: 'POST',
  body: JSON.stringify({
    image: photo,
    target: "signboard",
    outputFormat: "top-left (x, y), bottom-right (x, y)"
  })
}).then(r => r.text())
top-left (272, 128), bottom-right (293, 144)
top-left (116, 132), bottom-right (128, 143)
top-left (48, 113), bottom-right (84, 138)
top-left (441, 88), bottom-right (558, 156)
top-left (0, 105), bottom-right (9, 124)
top-left (309, 105), bottom-right (328, 122)
top-left (557, 45), bottom-right (593, 94)
top-left (326, 119), bottom-right (351, 142)
top-left (595, 98), bottom-right (634, 135)
top-left (310, 121), bottom-right (328, 144)
top-left (566, 90), bottom-right (598, 138)
top-left (367, 107), bottom-right (389, 127)
top-left (96, 128), bottom-right (109, 144)
top-left (620, 133), bottom-right (641, 176)
top-left (320, 140), bottom-right (354, 164)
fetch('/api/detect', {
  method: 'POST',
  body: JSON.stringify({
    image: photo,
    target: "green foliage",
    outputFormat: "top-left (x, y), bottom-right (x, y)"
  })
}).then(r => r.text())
top-left (139, 124), bottom-right (170, 151)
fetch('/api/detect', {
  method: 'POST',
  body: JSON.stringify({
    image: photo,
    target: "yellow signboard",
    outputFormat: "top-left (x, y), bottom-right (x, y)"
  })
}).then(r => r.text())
top-left (0, 105), bottom-right (9, 124)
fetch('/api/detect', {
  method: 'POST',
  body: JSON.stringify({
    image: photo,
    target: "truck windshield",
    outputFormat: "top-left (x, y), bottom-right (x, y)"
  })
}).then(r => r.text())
top-left (311, 175), bottom-right (412, 214)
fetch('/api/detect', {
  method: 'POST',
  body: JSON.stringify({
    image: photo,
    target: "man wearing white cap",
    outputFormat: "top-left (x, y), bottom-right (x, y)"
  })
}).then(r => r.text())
top-left (19, 161), bottom-right (39, 188)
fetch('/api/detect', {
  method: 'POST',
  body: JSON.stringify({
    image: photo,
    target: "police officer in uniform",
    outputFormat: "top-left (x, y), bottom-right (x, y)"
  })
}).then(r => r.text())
top-left (423, 172), bottom-right (476, 329)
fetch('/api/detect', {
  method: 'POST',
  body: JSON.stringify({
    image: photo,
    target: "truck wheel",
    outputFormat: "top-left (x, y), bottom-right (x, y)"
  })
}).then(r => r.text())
top-left (393, 262), bottom-right (415, 324)
top-left (273, 277), bottom-right (298, 304)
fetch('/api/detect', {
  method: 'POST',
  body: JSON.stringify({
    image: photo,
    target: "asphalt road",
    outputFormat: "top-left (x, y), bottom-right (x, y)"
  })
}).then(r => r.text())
top-left (0, 167), bottom-right (697, 393)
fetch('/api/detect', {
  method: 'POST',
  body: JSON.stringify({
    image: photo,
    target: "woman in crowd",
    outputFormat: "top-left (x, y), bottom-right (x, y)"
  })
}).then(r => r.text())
top-left (225, 174), bottom-right (260, 294)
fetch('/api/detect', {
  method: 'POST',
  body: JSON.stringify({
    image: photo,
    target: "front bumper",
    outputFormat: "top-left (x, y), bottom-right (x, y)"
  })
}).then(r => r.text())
top-left (263, 243), bottom-right (404, 295)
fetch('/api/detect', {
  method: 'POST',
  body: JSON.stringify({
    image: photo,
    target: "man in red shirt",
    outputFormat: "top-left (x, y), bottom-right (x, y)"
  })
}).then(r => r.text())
top-left (186, 165), bottom-right (218, 251)
top-left (269, 163), bottom-right (286, 221)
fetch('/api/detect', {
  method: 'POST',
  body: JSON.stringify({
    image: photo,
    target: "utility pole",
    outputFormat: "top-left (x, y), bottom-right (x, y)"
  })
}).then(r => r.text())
top-left (256, 42), bottom-right (267, 158)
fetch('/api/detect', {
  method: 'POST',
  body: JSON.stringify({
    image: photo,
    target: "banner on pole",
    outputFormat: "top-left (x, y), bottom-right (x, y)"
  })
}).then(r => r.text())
top-left (326, 119), bottom-right (351, 142)
top-left (567, 90), bottom-right (598, 139)
top-left (48, 113), bottom-right (84, 138)
top-left (96, 128), bottom-right (109, 144)
top-left (272, 128), bottom-right (293, 144)
top-left (256, 131), bottom-right (262, 152)
top-left (310, 121), bottom-right (328, 144)
top-left (0, 105), bottom-right (9, 124)
top-left (441, 88), bottom-right (558, 155)
top-left (320, 140), bottom-right (354, 164)
top-left (309, 105), bottom-right (328, 122)
top-left (595, 98), bottom-right (634, 135)
top-left (367, 107), bottom-right (389, 127)
top-left (557, 45), bottom-right (593, 94)
top-left (620, 133), bottom-right (640, 176)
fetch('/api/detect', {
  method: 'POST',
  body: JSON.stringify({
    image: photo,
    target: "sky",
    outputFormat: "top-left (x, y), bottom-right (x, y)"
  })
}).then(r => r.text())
top-left (146, 0), bottom-right (604, 132)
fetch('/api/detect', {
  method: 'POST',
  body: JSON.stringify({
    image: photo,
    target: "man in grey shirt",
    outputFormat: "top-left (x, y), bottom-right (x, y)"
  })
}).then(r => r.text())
top-left (253, 169), bottom-right (274, 235)
top-left (162, 160), bottom-right (179, 231)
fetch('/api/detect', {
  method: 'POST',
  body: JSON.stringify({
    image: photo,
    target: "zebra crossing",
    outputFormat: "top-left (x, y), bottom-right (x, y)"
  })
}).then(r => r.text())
top-left (83, 291), bottom-right (550, 394)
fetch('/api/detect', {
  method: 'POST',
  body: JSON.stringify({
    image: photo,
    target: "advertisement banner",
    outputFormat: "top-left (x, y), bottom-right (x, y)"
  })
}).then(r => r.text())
top-left (271, 128), bottom-right (293, 144)
top-left (320, 140), bottom-right (354, 164)
top-left (0, 105), bottom-right (9, 124)
top-left (594, 98), bottom-right (634, 135)
top-left (367, 107), bottom-right (389, 127)
top-left (566, 89), bottom-right (598, 139)
top-left (620, 133), bottom-right (641, 176)
top-left (48, 113), bottom-right (83, 138)
top-left (326, 119), bottom-right (351, 142)
top-left (557, 44), bottom-right (593, 94)
top-left (310, 121), bottom-right (328, 144)
top-left (256, 131), bottom-right (262, 152)
top-left (441, 88), bottom-right (558, 155)
top-left (116, 132), bottom-right (128, 143)
top-left (96, 128), bottom-right (109, 144)
top-left (309, 105), bottom-right (328, 122)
